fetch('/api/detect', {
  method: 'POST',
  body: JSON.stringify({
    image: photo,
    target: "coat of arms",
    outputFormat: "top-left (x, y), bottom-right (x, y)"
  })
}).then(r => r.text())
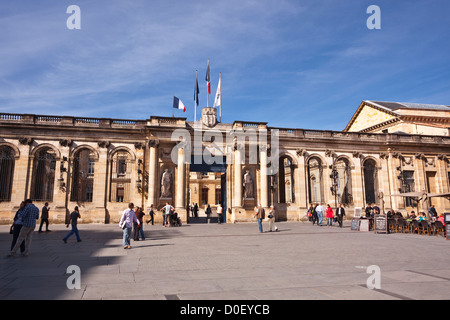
top-left (201, 107), bottom-right (217, 128)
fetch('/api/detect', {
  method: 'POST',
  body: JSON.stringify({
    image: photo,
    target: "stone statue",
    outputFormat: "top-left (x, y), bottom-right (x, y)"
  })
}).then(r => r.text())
top-left (243, 170), bottom-right (254, 199)
top-left (161, 169), bottom-right (172, 198)
top-left (378, 191), bottom-right (385, 214)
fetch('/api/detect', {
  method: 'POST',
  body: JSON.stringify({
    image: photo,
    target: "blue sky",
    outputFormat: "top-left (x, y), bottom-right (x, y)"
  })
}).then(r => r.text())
top-left (0, 0), bottom-right (449, 130)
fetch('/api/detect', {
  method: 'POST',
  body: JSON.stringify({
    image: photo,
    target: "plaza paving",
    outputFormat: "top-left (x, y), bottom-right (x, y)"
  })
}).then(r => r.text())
top-left (1, 219), bottom-right (450, 301)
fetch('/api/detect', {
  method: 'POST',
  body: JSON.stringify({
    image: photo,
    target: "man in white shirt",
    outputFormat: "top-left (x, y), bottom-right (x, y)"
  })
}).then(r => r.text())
top-left (315, 203), bottom-right (324, 226)
top-left (217, 204), bottom-right (223, 224)
top-left (163, 202), bottom-right (174, 227)
top-left (119, 203), bottom-right (139, 249)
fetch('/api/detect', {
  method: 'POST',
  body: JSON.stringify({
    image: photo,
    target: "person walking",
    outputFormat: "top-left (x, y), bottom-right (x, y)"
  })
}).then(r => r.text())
top-left (336, 203), bottom-right (346, 228)
top-left (10, 202), bottom-right (26, 255)
top-left (119, 203), bottom-right (139, 249)
top-left (205, 204), bottom-right (212, 224)
top-left (254, 204), bottom-right (265, 233)
top-left (309, 203), bottom-right (318, 225)
top-left (146, 204), bottom-right (155, 225)
top-left (63, 206), bottom-right (82, 243)
top-left (217, 203), bottom-right (223, 224)
top-left (428, 205), bottom-right (438, 218)
top-left (7, 199), bottom-right (40, 257)
top-left (326, 204), bottom-right (334, 226)
top-left (193, 203), bottom-right (199, 218)
top-left (134, 207), bottom-right (145, 241)
top-left (163, 202), bottom-right (174, 227)
top-left (38, 202), bottom-right (51, 232)
top-left (316, 203), bottom-right (324, 226)
top-left (268, 206), bottom-right (278, 232)
top-left (161, 207), bottom-right (166, 227)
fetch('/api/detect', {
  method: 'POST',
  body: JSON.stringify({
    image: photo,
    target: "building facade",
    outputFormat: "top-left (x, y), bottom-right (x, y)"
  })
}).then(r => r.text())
top-left (1, 103), bottom-right (450, 225)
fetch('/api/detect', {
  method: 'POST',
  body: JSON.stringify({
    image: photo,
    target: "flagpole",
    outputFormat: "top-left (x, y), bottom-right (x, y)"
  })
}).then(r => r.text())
top-left (195, 70), bottom-right (198, 122)
top-left (219, 72), bottom-right (222, 123)
top-left (206, 59), bottom-right (210, 108)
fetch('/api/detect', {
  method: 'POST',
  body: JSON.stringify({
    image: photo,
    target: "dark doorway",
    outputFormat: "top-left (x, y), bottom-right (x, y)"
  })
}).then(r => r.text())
top-left (188, 155), bottom-right (226, 223)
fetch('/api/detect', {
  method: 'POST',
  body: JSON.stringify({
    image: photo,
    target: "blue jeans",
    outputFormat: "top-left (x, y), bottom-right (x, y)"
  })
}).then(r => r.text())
top-left (257, 218), bottom-right (263, 233)
top-left (64, 225), bottom-right (81, 241)
top-left (139, 225), bottom-right (145, 240)
top-left (122, 227), bottom-right (132, 247)
top-left (317, 212), bottom-right (323, 225)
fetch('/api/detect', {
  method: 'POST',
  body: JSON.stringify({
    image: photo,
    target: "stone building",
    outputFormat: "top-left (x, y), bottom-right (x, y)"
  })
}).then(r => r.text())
top-left (1, 102), bottom-right (450, 225)
top-left (345, 100), bottom-right (450, 136)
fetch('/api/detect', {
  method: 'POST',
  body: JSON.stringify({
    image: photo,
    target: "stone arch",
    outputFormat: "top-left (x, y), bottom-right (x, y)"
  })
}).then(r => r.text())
top-left (0, 142), bottom-right (20, 159)
top-left (108, 146), bottom-right (136, 161)
top-left (363, 157), bottom-right (379, 205)
top-left (30, 143), bottom-right (61, 160)
top-left (278, 154), bottom-right (295, 203)
top-left (334, 156), bottom-right (353, 205)
top-left (0, 144), bottom-right (17, 201)
top-left (109, 147), bottom-right (135, 203)
top-left (334, 154), bottom-right (355, 168)
top-left (305, 153), bottom-right (327, 168)
top-left (70, 146), bottom-right (97, 203)
top-left (70, 144), bottom-right (99, 161)
top-left (30, 145), bottom-right (57, 201)
top-left (306, 155), bottom-right (324, 204)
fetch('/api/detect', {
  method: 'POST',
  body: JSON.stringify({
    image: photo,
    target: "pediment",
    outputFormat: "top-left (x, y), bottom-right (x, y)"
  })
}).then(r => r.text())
top-left (345, 102), bottom-right (398, 132)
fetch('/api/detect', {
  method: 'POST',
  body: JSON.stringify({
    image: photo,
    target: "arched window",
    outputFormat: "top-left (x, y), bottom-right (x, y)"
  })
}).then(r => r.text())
top-left (279, 156), bottom-right (295, 203)
top-left (307, 157), bottom-right (323, 204)
top-left (31, 147), bottom-right (56, 201)
top-left (363, 159), bottom-right (378, 205)
top-left (71, 149), bottom-right (95, 202)
top-left (110, 151), bottom-right (132, 202)
top-left (0, 146), bottom-right (15, 201)
top-left (335, 158), bottom-right (353, 205)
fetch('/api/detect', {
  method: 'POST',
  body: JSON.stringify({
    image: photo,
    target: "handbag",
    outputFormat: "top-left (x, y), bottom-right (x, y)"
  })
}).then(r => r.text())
top-left (10, 224), bottom-right (14, 234)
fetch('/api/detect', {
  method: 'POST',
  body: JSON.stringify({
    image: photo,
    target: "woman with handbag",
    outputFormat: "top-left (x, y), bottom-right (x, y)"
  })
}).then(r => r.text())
top-left (268, 206), bottom-right (278, 232)
top-left (326, 204), bottom-right (334, 226)
top-left (10, 202), bottom-right (26, 254)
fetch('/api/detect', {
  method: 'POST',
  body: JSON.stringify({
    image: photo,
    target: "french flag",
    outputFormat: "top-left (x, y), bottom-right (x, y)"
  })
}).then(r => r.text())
top-left (173, 96), bottom-right (186, 112)
top-left (205, 60), bottom-right (211, 94)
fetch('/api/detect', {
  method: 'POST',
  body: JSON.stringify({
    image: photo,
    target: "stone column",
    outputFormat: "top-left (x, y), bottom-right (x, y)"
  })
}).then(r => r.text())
top-left (352, 154), bottom-right (364, 208)
top-left (414, 153), bottom-right (427, 194)
top-left (437, 155), bottom-right (450, 210)
top-left (388, 151), bottom-right (402, 210)
top-left (294, 150), bottom-right (308, 210)
top-left (93, 146), bottom-right (108, 222)
top-left (259, 144), bottom-right (268, 208)
top-left (378, 153), bottom-right (391, 210)
top-left (175, 143), bottom-right (185, 209)
top-left (234, 144), bottom-right (242, 208)
top-left (147, 140), bottom-right (159, 209)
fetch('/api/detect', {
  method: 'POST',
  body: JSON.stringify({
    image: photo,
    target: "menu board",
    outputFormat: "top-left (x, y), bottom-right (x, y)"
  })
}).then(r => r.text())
top-left (374, 215), bottom-right (387, 233)
top-left (351, 218), bottom-right (360, 231)
top-left (359, 219), bottom-right (369, 232)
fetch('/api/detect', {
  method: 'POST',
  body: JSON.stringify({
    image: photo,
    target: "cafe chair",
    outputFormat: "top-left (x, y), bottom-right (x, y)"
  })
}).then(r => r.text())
top-left (434, 221), bottom-right (445, 237)
top-left (399, 219), bottom-right (409, 233)
top-left (419, 220), bottom-right (431, 235)
top-left (410, 220), bottom-right (419, 234)
top-left (388, 219), bottom-right (397, 233)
